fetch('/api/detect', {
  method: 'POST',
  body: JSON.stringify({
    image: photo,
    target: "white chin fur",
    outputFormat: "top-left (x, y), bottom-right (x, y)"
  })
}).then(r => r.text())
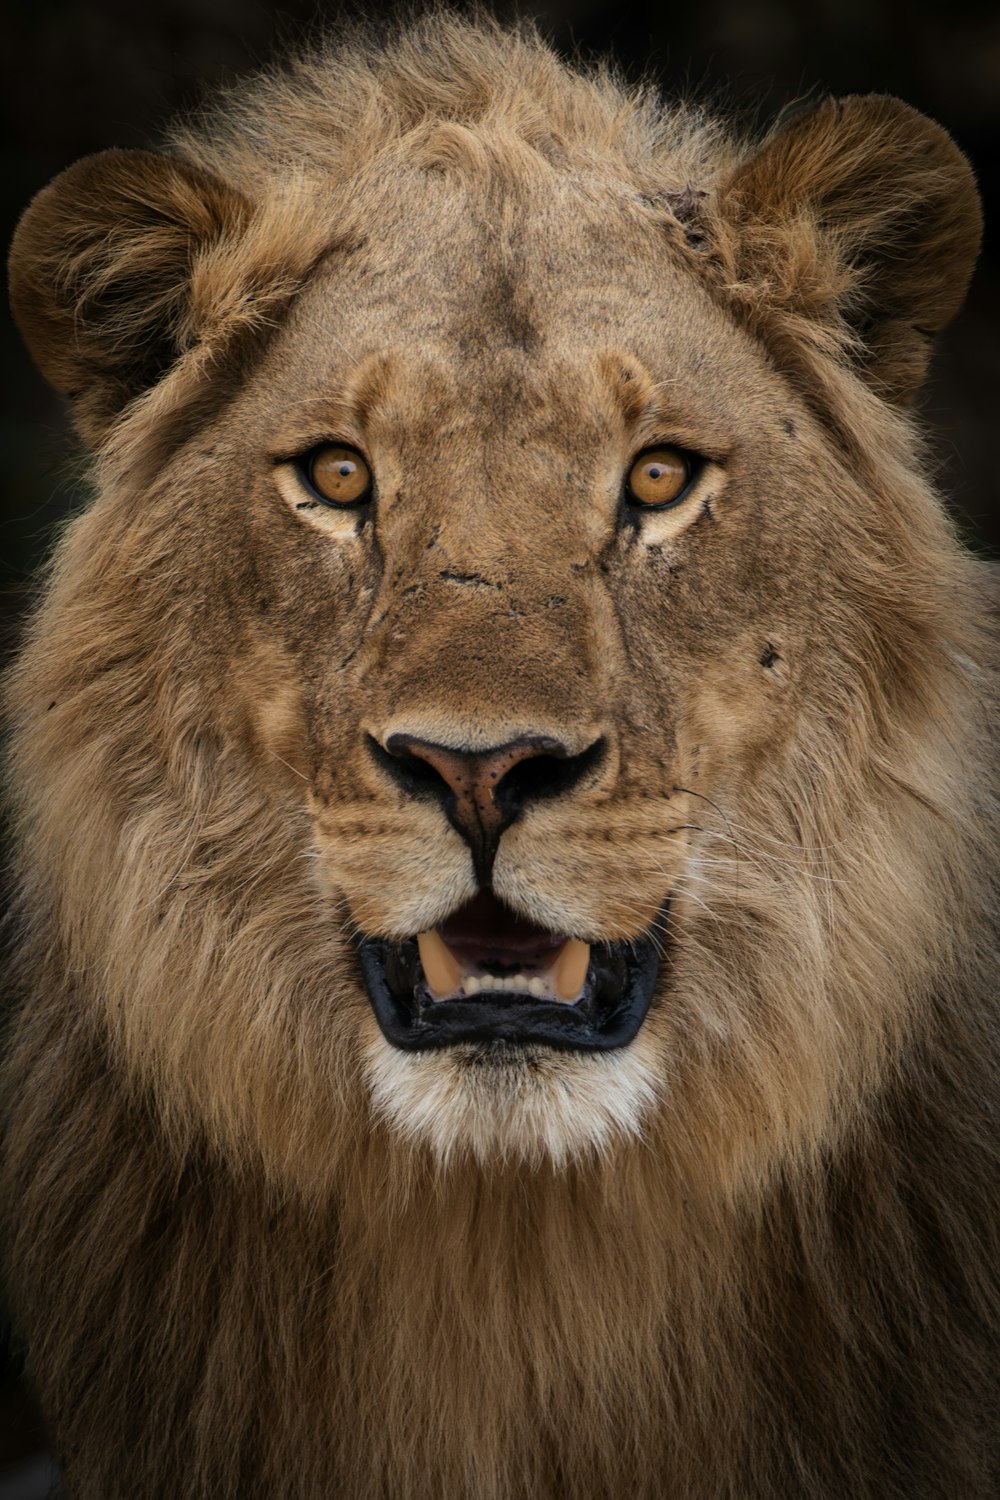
top-left (364, 1032), bottom-right (661, 1168)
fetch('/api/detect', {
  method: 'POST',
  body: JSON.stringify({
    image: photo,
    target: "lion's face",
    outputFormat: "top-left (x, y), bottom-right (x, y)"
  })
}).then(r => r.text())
top-left (8, 51), bottom-right (982, 1184)
top-left (190, 166), bottom-right (859, 1164)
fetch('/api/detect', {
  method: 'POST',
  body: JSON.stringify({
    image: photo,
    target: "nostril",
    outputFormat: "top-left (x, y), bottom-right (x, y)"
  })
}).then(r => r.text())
top-left (367, 733), bottom-right (445, 798)
top-left (497, 736), bottom-right (607, 811)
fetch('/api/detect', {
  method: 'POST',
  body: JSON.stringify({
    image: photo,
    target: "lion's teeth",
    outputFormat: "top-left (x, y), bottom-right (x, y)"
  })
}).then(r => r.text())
top-left (552, 938), bottom-right (590, 1001)
top-left (415, 937), bottom-right (590, 1005)
top-left (417, 929), bottom-right (462, 999)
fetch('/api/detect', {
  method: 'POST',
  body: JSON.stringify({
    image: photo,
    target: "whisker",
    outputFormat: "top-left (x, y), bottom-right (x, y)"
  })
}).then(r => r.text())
top-left (269, 750), bottom-right (311, 785)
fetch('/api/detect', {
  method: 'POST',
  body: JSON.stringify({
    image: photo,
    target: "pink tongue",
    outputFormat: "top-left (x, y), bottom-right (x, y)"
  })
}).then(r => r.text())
top-left (438, 892), bottom-right (566, 970)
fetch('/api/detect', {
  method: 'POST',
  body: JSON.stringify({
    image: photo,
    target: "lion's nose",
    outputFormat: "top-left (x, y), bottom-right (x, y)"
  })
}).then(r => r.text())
top-left (374, 731), bottom-right (607, 883)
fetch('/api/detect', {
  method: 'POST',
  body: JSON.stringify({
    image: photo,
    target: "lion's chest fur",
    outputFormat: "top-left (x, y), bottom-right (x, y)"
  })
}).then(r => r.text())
top-left (15, 1065), bottom-right (995, 1500)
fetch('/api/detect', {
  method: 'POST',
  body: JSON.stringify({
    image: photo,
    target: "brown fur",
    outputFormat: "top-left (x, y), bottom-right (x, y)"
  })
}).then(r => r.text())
top-left (4, 15), bottom-right (999, 1498)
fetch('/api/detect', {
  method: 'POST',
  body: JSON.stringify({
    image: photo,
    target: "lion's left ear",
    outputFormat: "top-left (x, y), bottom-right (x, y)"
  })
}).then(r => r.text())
top-left (715, 95), bottom-right (982, 404)
top-left (8, 149), bottom-right (253, 447)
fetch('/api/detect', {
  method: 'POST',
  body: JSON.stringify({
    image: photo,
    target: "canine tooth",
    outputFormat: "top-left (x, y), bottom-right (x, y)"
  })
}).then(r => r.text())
top-left (417, 929), bottom-right (462, 999)
top-left (528, 976), bottom-right (546, 997)
top-left (512, 973), bottom-right (529, 991)
top-left (463, 975), bottom-right (481, 996)
top-left (553, 939), bottom-right (590, 1002)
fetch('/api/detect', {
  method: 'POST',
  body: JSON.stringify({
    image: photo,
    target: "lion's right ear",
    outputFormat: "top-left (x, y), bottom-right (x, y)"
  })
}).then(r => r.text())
top-left (713, 96), bottom-right (982, 404)
top-left (9, 149), bottom-right (251, 446)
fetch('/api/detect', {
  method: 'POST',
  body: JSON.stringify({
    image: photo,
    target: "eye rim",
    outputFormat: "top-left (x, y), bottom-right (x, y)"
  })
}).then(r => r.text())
top-left (624, 444), bottom-right (702, 511)
top-left (294, 442), bottom-right (374, 508)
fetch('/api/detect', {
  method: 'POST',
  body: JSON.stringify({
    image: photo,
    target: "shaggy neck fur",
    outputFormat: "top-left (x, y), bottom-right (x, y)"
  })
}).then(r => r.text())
top-left (6, 985), bottom-right (999, 1499)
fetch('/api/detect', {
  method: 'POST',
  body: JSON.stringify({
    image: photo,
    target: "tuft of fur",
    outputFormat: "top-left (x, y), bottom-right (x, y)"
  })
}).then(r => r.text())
top-left (4, 14), bottom-right (999, 1499)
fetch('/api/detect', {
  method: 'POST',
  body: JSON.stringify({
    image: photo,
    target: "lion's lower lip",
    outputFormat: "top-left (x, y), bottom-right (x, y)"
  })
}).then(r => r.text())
top-left (355, 903), bottom-right (666, 1052)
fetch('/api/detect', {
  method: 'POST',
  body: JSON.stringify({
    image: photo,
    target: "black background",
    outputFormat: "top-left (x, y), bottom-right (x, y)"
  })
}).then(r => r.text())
top-left (1, 0), bottom-right (998, 1481)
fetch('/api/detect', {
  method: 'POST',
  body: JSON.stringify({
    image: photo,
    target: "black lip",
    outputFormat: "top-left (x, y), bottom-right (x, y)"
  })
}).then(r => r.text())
top-left (355, 909), bottom-right (665, 1052)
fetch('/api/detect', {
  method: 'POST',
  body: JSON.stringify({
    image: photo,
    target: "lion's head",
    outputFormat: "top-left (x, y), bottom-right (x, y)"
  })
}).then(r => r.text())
top-left (7, 18), bottom-right (993, 1202)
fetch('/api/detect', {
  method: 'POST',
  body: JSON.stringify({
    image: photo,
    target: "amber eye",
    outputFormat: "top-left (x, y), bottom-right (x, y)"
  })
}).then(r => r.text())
top-left (304, 445), bottom-right (372, 506)
top-left (626, 447), bottom-right (693, 509)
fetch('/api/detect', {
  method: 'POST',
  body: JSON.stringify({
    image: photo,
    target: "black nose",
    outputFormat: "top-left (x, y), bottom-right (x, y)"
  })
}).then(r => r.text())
top-left (370, 731), bottom-right (607, 882)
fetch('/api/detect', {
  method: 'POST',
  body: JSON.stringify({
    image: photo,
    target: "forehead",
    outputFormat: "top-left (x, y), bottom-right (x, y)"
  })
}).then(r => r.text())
top-left (255, 164), bottom-right (774, 435)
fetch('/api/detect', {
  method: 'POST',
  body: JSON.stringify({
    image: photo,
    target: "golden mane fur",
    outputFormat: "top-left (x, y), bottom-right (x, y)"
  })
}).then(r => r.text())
top-left (4, 14), bottom-right (999, 1498)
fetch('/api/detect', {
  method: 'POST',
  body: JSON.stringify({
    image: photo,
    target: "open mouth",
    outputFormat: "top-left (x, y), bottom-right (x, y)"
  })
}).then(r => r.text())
top-left (356, 891), bottom-right (664, 1051)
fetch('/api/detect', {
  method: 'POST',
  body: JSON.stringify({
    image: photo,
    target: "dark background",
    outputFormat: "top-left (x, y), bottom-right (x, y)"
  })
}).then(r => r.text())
top-left (1, 0), bottom-right (998, 1488)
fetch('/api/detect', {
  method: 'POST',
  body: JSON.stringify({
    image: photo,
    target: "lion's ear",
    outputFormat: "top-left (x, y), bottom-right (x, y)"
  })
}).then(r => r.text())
top-left (9, 149), bottom-right (251, 446)
top-left (717, 95), bottom-right (982, 403)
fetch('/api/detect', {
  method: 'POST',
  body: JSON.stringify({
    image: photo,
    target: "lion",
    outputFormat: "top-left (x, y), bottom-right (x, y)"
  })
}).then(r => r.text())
top-left (4, 13), bottom-right (999, 1498)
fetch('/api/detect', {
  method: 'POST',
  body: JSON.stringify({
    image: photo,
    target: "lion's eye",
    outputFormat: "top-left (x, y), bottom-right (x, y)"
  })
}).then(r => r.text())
top-left (302, 445), bottom-right (373, 506)
top-left (626, 447), bottom-right (693, 509)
